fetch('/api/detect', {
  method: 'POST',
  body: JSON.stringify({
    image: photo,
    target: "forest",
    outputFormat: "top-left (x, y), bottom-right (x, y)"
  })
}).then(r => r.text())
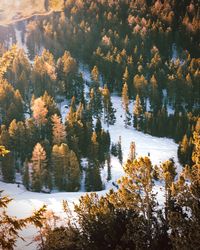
top-left (0, 0), bottom-right (199, 249)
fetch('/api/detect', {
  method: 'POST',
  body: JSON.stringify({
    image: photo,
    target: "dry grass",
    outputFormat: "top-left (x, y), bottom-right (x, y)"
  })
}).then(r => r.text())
top-left (0, 0), bottom-right (47, 26)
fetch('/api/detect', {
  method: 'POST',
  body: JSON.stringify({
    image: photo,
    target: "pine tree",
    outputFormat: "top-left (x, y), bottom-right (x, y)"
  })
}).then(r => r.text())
top-left (115, 157), bottom-right (156, 247)
top-left (31, 143), bottom-right (48, 192)
top-left (123, 66), bottom-right (129, 84)
top-left (31, 97), bottom-right (48, 127)
top-left (1, 153), bottom-right (15, 183)
top-left (178, 134), bottom-right (189, 165)
top-left (51, 114), bottom-right (66, 145)
top-left (149, 74), bottom-right (161, 112)
top-left (90, 131), bottom-right (99, 160)
top-left (122, 83), bottom-right (131, 127)
top-left (9, 120), bottom-right (26, 162)
top-left (0, 191), bottom-right (46, 250)
top-left (52, 143), bottom-right (80, 191)
top-left (133, 94), bottom-right (143, 130)
top-left (102, 85), bottom-right (116, 126)
top-left (129, 141), bottom-right (136, 161)
top-left (23, 159), bottom-right (30, 190)
top-left (90, 66), bottom-right (103, 118)
top-left (85, 160), bottom-right (102, 191)
top-left (117, 136), bottom-right (123, 165)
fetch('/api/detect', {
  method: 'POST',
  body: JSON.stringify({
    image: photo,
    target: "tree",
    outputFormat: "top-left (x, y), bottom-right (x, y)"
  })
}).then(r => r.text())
top-left (51, 114), bottom-right (66, 145)
top-left (23, 159), bottom-right (30, 190)
top-left (31, 143), bottom-right (48, 192)
top-left (31, 49), bottom-right (56, 97)
top-left (90, 131), bottom-right (99, 160)
top-left (122, 83), bottom-right (131, 127)
top-left (117, 136), bottom-right (123, 165)
top-left (90, 66), bottom-right (103, 118)
top-left (178, 134), bottom-right (190, 165)
top-left (0, 146), bottom-right (9, 156)
top-left (114, 157), bottom-right (157, 247)
top-left (31, 97), bottom-right (48, 127)
top-left (133, 94), bottom-right (143, 130)
top-left (0, 191), bottom-right (46, 249)
top-left (149, 74), bottom-right (161, 112)
top-left (9, 120), bottom-right (26, 162)
top-left (85, 161), bottom-right (103, 192)
top-left (101, 85), bottom-right (116, 126)
top-left (52, 143), bottom-right (80, 191)
top-left (168, 131), bottom-right (200, 250)
top-left (128, 141), bottom-right (136, 161)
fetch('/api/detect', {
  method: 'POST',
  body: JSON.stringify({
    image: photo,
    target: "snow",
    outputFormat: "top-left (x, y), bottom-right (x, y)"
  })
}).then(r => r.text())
top-left (15, 28), bottom-right (28, 54)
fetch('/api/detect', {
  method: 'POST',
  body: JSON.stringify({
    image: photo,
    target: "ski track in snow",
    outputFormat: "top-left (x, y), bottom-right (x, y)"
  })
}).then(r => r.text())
top-left (0, 32), bottom-right (181, 250)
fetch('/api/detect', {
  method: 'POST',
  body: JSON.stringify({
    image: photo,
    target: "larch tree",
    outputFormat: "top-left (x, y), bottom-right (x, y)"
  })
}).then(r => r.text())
top-left (128, 141), bottom-right (136, 162)
top-left (51, 114), bottom-right (66, 145)
top-left (31, 143), bottom-right (48, 192)
top-left (122, 82), bottom-right (131, 127)
top-left (31, 97), bottom-right (48, 136)
top-left (90, 66), bottom-right (103, 118)
top-left (133, 94), bottom-right (143, 130)
top-left (113, 157), bottom-right (156, 247)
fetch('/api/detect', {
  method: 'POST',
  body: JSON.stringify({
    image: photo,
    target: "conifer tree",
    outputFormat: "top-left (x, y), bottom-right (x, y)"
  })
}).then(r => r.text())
top-left (122, 83), bottom-right (131, 127)
top-left (1, 153), bottom-right (15, 183)
top-left (23, 159), bottom-right (30, 190)
top-left (90, 131), bottom-right (99, 160)
top-left (90, 66), bottom-right (103, 118)
top-left (51, 114), bottom-right (66, 145)
top-left (128, 141), bottom-right (136, 161)
top-left (0, 190), bottom-right (46, 250)
top-left (102, 85), bottom-right (116, 126)
top-left (31, 97), bottom-right (48, 127)
top-left (85, 160), bottom-right (102, 192)
top-left (133, 94), bottom-right (143, 130)
top-left (52, 143), bottom-right (80, 191)
top-left (31, 143), bottom-right (48, 192)
top-left (9, 120), bottom-right (26, 162)
top-left (117, 136), bottom-right (123, 165)
top-left (114, 157), bottom-right (156, 247)
top-left (178, 134), bottom-right (190, 165)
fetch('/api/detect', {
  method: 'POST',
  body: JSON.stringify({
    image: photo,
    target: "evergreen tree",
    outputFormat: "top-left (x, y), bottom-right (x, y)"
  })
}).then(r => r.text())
top-left (114, 157), bottom-right (157, 247)
top-left (52, 143), bottom-right (80, 191)
top-left (9, 120), bottom-right (26, 162)
top-left (85, 160), bottom-right (103, 192)
top-left (102, 85), bottom-right (116, 126)
top-left (90, 66), bottom-right (103, 118)
top-left (31, 143), bottom-right (48, 192)
top-left (122, 83), bottom-right (131, 127)
top-left (31, 97), bottom-right (48, 127)
top-left (23, 159), bottom-right (30, 190)
top-left (117, 136), bottom-right (123, 165)
top-left (133, 94), bottom-right (143, 130)
top-left (128, 141), bottom-right (136, 161)
top-left (178, 134), bottom-right (190, 165)
top-left (51, 114), bottom-right (66, 145)
top-left (1, 152), bottom-right (15, 183)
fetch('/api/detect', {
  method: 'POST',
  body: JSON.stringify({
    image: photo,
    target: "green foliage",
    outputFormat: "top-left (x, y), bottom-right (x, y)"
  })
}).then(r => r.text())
top-left (0, 190), bottom-right (46, 250)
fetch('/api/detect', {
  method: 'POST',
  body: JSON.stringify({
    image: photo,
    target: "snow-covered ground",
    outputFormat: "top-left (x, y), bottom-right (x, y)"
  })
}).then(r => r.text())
top-left (0, 32), bottom-right (181, 250)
